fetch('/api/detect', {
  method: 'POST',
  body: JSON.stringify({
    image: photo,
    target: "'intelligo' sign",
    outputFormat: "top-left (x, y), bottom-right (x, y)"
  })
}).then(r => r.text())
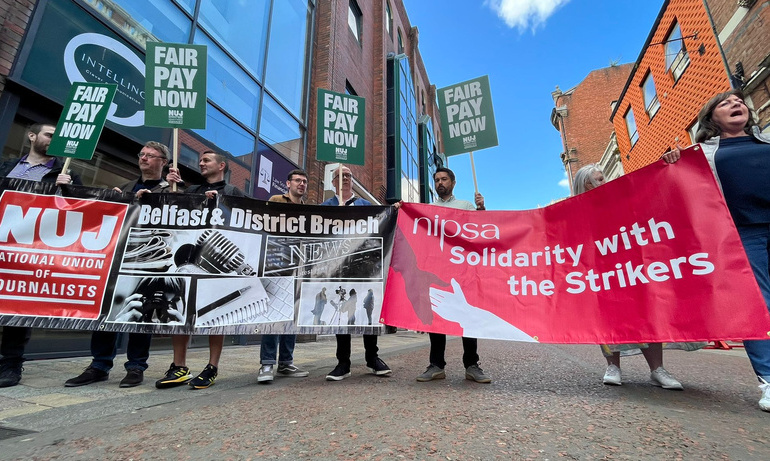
top-left (63, 33), bottom-right (146, 127)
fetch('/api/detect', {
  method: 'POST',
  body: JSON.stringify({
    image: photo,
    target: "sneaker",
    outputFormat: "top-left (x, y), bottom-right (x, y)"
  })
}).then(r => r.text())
top-left (189, 364), bottom-right (218, 389)
top-left (759, 379), bottom-right (770, 412)
top-left (119, 369), bottom-right (144, 388)
top-left (277, 364), bottom-right (309, 378)
top-left (258, 364), bottom-right (275, 383)
top-left (325, 364), bottom-right (351, 381)
top-left (64, 366), bottom-right (109, 387)
top-left (0, 363), bottom-right (23, 388)
top-left (602, 364), bottom-right (622, 386)
top-left (416, 364), bottom-right (446, 382)
top-left (465, 364), bottom-right (492, 383)
top-left (155, 363), bottom-right (192, 389)
top-left (650, 367), bottom-right (683, 390)
top-left (366, 358), bottom-right (392, 376)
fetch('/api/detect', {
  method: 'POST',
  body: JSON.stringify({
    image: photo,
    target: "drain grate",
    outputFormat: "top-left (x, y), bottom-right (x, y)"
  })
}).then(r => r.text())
top-left (0, 426), bottom-right (37, 441)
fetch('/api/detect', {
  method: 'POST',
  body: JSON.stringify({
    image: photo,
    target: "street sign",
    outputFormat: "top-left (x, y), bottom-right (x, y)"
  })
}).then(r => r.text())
top-left (316, 89), bottom-right (365, 165)
top-left (49, 82), bottom-right (117, 160)
top-left (437, 75), bottom-right (498, 156)
top-left (144, 42), bottom-right (207, 129)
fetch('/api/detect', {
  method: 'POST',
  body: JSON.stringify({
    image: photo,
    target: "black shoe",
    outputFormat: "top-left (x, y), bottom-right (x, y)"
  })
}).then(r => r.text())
top-left (64, 366), bottom-right (109, 387)
top-left (189, 364), bottom-right (218, 389)
top-left (155, 363), bottom-right (192, 389)
top-left (325, 364), bottom-right (351, 381)
top-left (0, 362), bottom-right (23, 388)
top-left (119, 369), bottom-right (144, 388)
top-left (366, 358), bottom-right (392, 376)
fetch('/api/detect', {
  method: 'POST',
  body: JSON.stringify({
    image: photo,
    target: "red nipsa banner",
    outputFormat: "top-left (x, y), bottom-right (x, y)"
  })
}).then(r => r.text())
top-left (382, 147), bottom-right (770, 343)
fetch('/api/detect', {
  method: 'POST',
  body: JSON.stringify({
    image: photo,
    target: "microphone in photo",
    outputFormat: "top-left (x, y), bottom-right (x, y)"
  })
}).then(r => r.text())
top-left (175, 230), bottom-right (255, 275)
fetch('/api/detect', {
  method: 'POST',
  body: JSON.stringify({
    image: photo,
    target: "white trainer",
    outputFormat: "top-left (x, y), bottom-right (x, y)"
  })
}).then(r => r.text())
top-left (650, 367), bottom-right (683, 390)
top-left (759, 379), bottom-right (770, 412)
top-left (257, 364), bottom-right (274, 383)
top-left (602, 364), bottom-right (622, 385)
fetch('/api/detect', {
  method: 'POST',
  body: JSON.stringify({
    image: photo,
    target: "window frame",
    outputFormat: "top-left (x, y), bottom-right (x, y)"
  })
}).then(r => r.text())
top-left (665, 21), bottom-right (690, 82)
top-left (641, 72), bottom-right (660, 120)
top-left (348, 0), bottom-right (363, 44)
top-left (624, 107), bottom-right (639, 148)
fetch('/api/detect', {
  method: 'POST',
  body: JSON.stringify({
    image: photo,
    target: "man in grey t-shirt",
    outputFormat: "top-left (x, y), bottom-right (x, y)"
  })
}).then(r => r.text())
top-left (416, 167), bottom-right (492, 384)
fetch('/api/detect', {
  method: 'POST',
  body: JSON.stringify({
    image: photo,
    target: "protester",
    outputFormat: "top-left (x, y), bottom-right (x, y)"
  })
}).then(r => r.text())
top-left (416, 167), bottom-right (492, 384)
top-left (662, 89), bottom-right (770, 411)
top-left (572, 163), bottom-right (698, 389)
top-left (64, 141), bottom-right (171, 388)
top-left (322, 166), bottom-right (392, 381)
top-left (257, 169), bottom-right (311, 384)
top-left (156, 150), bottom-right (245, 389)
top-left (0, 123), bottom-right (77, 388)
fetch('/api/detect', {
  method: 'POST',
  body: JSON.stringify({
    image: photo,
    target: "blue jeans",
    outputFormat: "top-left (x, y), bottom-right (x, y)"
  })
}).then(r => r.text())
top-left (90, 331), bottom-right (152, 372)
top-left (737, 224), bottom-right (770, 382)
top-left (260, 334), bottom-right (296, 365)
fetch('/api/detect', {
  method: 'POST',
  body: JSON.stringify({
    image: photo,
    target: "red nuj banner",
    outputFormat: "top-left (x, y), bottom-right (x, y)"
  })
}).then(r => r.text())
top-left (381, 147), bottom-right (770, 343)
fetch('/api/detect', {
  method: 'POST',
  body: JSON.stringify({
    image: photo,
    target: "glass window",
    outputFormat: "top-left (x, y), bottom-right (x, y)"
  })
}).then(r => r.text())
top-left (194, 31), bottom-right (260, 128)
top-left (348, 0), bottom-right (362, 43)
top-left (190, 104), bottom-right (255, 194)
top-left (265, 0), bottom-right (312, 119)
top-left (174, 0), bottom-right (196, 15)
top-left (386, 1), bottom-right (393, 38)
top-left (665, 22), bottom-right (690, 81)
top-left (641, 73), bottom-right (660, 119)
top-left (198, 0), bottom-right (270, 79)
top-left (398, 29), bottom-right (404, 54)
top-left (625, 108), bottom-right (639, 147)
top-left (259, 95), bottom-right (303, 165)
top-left (688, 120), bottom-right (700, 144)
top-left (85, 0), bottom-right (191, 48)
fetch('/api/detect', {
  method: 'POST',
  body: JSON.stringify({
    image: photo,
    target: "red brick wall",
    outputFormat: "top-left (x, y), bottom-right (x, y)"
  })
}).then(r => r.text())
top-left (612, 0), bottom-right (730, 172)
top-left (307, 0), bottom-right (441, 204)
top-left (0, 0), bottom-right (35, 92)
top-left (554, 64), bottom-right (633, 175)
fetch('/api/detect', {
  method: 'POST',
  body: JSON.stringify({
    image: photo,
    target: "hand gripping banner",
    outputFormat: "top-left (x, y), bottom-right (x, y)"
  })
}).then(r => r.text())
top-left (0, 179), bottom-right (396, 336)
top-left (382, 148), bottom-right (770, 343)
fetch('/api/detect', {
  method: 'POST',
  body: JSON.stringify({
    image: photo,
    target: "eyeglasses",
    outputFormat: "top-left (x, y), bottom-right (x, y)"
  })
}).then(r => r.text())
top-left (333, 173), bottom-right (352, 180)
top-left (291, 178), bottom-right (308, 184)
top-left (138, 152), bottom-right (165, 160)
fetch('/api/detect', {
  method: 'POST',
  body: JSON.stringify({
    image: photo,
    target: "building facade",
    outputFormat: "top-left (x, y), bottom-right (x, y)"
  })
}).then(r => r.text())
top-left (610, 0), bottom-right (735, 173)
top-left (551, 63), bottom-right (633, 192)
top-left (0, 0), bottom-right (443, 358)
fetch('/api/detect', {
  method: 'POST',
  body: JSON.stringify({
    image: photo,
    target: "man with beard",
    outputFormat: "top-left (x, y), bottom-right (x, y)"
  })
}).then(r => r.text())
top-left (64, 141), bottom-right (171, 389)
top-left (257, 169), bottom-right (310, 384)
top-left (415, 167), bottom-right (492, 384)
top-left (0, 123), bottom-right (78, 387)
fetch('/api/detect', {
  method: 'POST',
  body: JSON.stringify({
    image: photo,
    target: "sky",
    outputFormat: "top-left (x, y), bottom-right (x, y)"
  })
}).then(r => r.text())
top-left (402, 0), bottom-right (665, 210)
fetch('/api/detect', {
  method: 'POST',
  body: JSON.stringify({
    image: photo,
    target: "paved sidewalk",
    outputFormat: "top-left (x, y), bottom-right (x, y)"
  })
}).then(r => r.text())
top-left (0, 331), bottom-right (430, 435)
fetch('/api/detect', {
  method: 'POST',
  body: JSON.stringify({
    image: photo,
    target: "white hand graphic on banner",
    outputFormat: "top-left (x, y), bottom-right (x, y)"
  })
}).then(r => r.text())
top-left (429, 278), bottom-right (538, 342)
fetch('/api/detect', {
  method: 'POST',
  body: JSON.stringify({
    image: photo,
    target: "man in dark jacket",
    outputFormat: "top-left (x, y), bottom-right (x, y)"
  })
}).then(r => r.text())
top-left (64, 141), bottom-right (171, 389)
top-left (0, 123), bottom-right (79, 388)
top-left (155, 150), bottom-right (245, 390)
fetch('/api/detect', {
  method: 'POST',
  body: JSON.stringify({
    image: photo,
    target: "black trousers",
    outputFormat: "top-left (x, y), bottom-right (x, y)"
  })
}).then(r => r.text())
top-left (0, 326), bottom-right (31, 366)
top-left (428, 333), bottom-right (479, 369)
top-left (335, 334), bottom-right (378, 368)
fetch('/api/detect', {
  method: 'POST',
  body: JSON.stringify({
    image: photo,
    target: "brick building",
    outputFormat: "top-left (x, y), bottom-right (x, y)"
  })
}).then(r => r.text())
top-left (705, 0), bottom-right (770, 128)
top-left (610, 0), bottom-right (759, 173)
top-left (550, 63), bottom-right (633, 191)
top-left (307, 0), bottom-right (444, 205)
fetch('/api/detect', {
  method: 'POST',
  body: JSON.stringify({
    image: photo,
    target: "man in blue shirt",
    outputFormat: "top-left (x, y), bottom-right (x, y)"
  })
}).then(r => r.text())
top-left (0, 123), bottom-right (78, 388)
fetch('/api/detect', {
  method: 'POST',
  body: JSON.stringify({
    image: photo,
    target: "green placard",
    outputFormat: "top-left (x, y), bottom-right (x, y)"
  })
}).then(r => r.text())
top-left (316, 89), bottom-right (365, 165)
top-left (49, 82), bottom-right (117, 160)
top-left (437, 75), bottom-right (498, 156)
top-left (144, 42), bottom-right (207, 129)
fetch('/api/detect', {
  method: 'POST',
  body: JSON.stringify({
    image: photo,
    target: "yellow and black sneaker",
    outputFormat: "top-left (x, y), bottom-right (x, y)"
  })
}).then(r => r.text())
top-left (155, 363), bottom-right (192, 389)
top-left (189, 364), bottom-right (218, 389)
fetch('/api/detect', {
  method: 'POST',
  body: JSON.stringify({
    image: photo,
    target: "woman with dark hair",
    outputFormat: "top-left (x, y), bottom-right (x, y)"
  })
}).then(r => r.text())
top-left (572, 164), bottom-right (687, 390)
top-left (663, 89), bottom-right (770, 411)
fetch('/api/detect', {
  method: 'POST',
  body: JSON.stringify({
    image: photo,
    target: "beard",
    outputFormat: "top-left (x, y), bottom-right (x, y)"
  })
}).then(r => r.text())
top-left (33, 138), bottom-right (49, 155)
